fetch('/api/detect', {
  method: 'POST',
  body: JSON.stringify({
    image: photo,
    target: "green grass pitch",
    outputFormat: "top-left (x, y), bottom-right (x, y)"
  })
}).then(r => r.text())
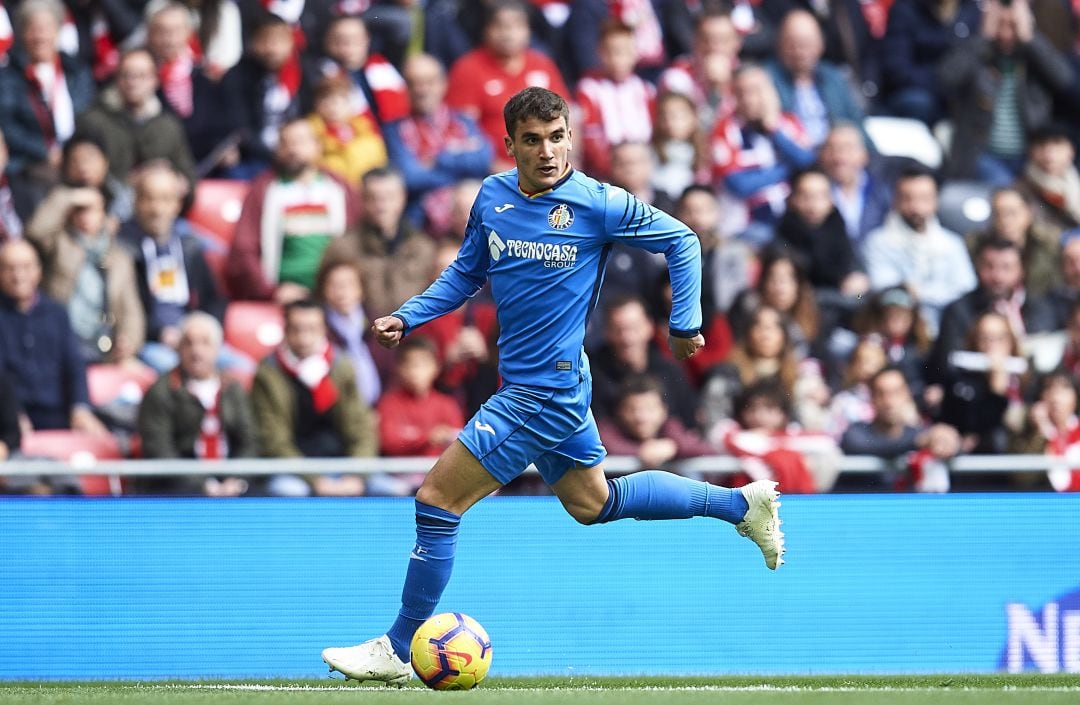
top-left (3, 676), bottom-right (1080, 705)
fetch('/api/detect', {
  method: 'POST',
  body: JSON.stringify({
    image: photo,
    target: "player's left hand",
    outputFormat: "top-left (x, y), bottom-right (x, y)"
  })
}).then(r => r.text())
top-left (372, 315), bottom-right (405, 348)
top-left (668, 334), bottom-right (705, 360)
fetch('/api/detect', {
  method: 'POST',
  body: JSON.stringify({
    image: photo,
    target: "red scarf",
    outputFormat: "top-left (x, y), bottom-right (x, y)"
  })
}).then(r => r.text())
top-left (24, 57), bottom-right (63, 147)
top-left (275, 52), bottom-right (303, 100)
top-left (276, 343), bottom-right (339, 413)
top-left (0, 2), bottom-right (13, 58)
top-left (195, 387), bottom-right (227, 460)
top-left (159, 47), bottom-right (196, 118)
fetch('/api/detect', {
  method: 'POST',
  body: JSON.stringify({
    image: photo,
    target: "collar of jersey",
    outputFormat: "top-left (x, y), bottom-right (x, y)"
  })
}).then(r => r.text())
top-left (517, 165), bottom-right (573, 199)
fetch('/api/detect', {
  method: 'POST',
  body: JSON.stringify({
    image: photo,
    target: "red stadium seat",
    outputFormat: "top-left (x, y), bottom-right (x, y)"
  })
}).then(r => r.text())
top-left (86, 363), bottom-right (158, 407)
top-left (187, 179), bottom-right (249, 247)
top-left (224, 301), bottom-right (284, 362)
top-left (20, 430), bottom-right (124, 496)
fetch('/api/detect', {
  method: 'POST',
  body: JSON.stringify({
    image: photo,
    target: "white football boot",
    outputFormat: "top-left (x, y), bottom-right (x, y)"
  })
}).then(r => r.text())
top-left (322, 635), bottom-right (412, 686)
top-left (735, 480), bottom-right (785, 570)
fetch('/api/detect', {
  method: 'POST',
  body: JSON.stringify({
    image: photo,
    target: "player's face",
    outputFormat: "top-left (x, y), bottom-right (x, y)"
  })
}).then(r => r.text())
top-left (505, 116), bottom-right (572, 194)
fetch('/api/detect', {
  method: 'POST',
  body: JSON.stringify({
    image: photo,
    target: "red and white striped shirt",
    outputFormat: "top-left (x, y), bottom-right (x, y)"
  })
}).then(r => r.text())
top-left (575, 71), bottom-right (655, 178)
top-left (710, 111), bottom-right (809, 215)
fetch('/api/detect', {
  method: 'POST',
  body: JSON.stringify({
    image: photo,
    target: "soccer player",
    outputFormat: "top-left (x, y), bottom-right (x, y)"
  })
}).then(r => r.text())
top-left (321, 88), bottom-right (785, 685)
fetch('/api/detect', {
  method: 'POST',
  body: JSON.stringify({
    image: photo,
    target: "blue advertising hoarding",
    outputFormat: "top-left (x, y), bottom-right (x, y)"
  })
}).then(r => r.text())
top-left (1, 495), bottom-right (1077, 678)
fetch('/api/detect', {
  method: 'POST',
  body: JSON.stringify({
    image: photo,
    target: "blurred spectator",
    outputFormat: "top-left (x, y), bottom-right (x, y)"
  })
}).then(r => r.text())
top-left (880, 0), bottom-right (982, 126)
top-left (566, 0), bottom-right (694, 84)
top-left (936, 311), bottom-right (1029, 454)
top-left (598, 374), bottom-right (715, 469)
top-left (703, 304), bottom-right (828, 430)
top-left (119, 162), bottom-right (227, 373)
top-left (226, 118), bottom-right (359, 302)
top-left (658, 10), bottom-right (739, 127)
top-left (590, 295), bottom-right (700, 428)
top-left (1012, 371), bottom-right (1080, 491)
top-left (77, 48), bottom-right (197, 188)
top-left (863, 166), bottom-right (976, 331)
top-left (446, 0), bottom-right (569, 165)
top-left (314, 254), bottom-right (384, 407)
top-left (649, 91), bottom-right (709, 203)
top-left (819, 123), bottom-right (890, 250)
top-left (711, 64), bottom-right (815, 248)
top-left (236, 0), bottom-right (335, 58)
top-left (775, 166), bottom-right (868, 295)
top-left (434, 178), bottom-right (483, 242)
top-left (1014, 125), bottom-right (1080, 238)
top-left (825, 338), bottom-right (886, 440)
top-left (729, 247), bottom-right (820, 357)
top-left (0, 0), bottom-right (95, 206)
top-left (840, 366), bottom-right (960, 492)
top-left (966, 187), bottom-right (1061, 298)
top-left (383, 53), bottom-right (492, 232)
top-left (323, 167), bottom-right (436, 319)
top-left (377, 336), bottom-right (463, 460)
top-left (31, 132), bottom-right (135, 230)
top-left (849, 286), bottom-right (933, 399)
top-left (650, 267), bottom-right (732, 387)
top-left (0, 240), bottom-right (107, 434)
top-left (0, 371), bottom-right (20, 463)
top-left (709, 379), bottom-right (826, 494)
top-left (307, 74), bottom-right (388, 186)
top-left (610, 141), bottom-right (673, 214)
top-left (220, 11), bottom-right (310, 177)
top-left (928, 237), bottom-right (1056, 383)
top-left (766, 9), bottom-right (865, 149)
top-left (938, 0), bottom-right (1074, 184)
top-left (362, 0), bottom-right (472, 71)
top-left (676, 183), bottom-right (753, 315)
top-left (163, 0), bottom-right (244, 79)
top-left (309, 14), bottom-right (410, 129)
top-left (1049, 233), bottom-right (1080, 328)
top-left (0, 3), bottom-right (13, 61)
top-left (135, 312), bottom-right (258, 496)
top-left (726, 0), bottom-right (786, 62)
top-left (250, 299), bottom-right (373, 495)
top-left (0, 127), bottom-right (25, 240)
top-left (575, 20), bottom-right (656, 181)
top-left (1050, 298), bottom-right (1080, 377)
top-left (25, 185), bottom-right (145, 365)
top-left (795, 0), bottom-right (881, 105)
top-left (146, 1), bottom-right (241, 168)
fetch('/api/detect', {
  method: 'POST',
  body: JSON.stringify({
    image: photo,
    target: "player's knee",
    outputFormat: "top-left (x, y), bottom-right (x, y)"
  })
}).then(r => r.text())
top-left (564, 495), bottom-right (606, 525)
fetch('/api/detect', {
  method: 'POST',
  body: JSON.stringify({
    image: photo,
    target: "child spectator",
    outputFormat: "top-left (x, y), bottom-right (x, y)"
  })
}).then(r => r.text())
top-left (710, 380), bottom-right (827, 494)
top-left (1013, 372), bottom-right (1080, 492)
top-left (374, 337), bottom-right (464, 496)
top-left (575, 20), bottom-right (655, 181)
top-left (649, 92), bottom-right (709, 205)
top-left (825, 339), bottom-right (887, 440)
top-left (597, 374), bottom-right (715, 469)
top-left (377, 337), bottom-right (464, 458)
top-left (307, 75), bottom-right (388, 187)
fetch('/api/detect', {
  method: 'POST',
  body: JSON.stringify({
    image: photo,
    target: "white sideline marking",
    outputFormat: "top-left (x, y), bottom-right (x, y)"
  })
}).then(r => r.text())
top-left (151, 684), bottom-right (1080, 693)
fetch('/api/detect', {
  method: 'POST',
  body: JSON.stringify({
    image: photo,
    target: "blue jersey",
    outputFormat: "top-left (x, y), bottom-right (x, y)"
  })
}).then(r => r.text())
top-left (394, 168), bottom-right (702, 389)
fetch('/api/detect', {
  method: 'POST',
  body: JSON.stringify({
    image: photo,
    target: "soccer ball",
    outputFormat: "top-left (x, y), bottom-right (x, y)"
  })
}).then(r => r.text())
top-left (410, 612), bottom-right (492, 690)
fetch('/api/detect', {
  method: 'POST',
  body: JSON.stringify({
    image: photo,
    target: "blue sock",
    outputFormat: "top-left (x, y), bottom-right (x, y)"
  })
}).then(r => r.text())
top-left (386, 501), bottom-right (461, 662)
top-left (592, 471), bottom-right (749, 525)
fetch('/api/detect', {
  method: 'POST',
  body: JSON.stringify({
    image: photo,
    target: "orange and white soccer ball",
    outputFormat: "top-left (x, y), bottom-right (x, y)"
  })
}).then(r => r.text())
top-left (410, 612), bottom-right (492, 690)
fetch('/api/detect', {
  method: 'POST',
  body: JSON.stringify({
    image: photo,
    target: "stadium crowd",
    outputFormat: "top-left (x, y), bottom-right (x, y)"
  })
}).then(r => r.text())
top-left (2, 0), bottom-right (1080, 496)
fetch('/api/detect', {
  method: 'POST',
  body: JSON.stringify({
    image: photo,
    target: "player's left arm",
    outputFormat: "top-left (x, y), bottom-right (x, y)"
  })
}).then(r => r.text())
top-left (603, 187), bottom-right (705, 360)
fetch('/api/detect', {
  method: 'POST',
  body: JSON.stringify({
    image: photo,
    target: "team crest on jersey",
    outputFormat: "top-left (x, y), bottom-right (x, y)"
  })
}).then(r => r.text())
top-left (547, 203), bottom-right (574, 230)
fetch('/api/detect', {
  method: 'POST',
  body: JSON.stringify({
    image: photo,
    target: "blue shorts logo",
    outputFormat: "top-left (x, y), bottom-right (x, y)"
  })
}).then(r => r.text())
top-left (548, 203), bottom-right (574, 230)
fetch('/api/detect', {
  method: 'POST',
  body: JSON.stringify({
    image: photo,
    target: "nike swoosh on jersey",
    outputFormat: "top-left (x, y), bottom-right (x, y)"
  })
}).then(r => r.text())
top-left (474, 420), bottom-right (497, 436)
top-left (494, 204), bottom-right (515, 213)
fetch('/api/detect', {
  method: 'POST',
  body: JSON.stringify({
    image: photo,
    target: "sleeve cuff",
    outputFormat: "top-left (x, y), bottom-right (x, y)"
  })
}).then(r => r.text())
top-left (669, 327), bottom-right (701, 339)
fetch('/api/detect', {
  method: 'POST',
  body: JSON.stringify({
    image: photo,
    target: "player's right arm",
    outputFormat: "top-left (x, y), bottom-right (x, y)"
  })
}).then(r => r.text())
top-left (374, 206), bottom-right (490, 348)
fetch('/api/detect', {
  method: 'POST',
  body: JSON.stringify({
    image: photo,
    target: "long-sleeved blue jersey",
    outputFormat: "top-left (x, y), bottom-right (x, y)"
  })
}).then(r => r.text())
top-left (394, 168), bottom-right (702, 389)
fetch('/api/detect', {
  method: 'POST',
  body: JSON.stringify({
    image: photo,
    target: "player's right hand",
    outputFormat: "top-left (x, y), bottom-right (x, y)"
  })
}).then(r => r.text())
top-left (372, 315), bottom-right (405, 348)
top-left (668, 333), bottom-right (705, 361)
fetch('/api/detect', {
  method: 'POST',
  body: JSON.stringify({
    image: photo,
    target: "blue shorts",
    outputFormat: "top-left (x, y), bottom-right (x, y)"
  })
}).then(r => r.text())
top-left (456, 372), bottom-right (607, 486)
